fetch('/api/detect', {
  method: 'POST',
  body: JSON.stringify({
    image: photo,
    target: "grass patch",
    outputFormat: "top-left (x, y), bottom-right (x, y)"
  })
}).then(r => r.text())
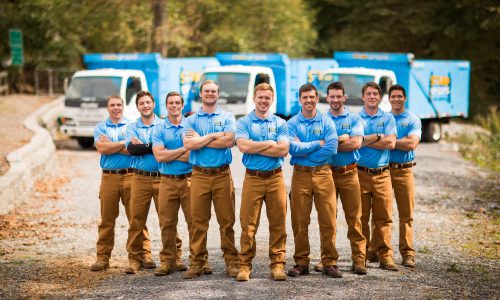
top-left (419, 245), bottom-right (433, 254)
top-left (446, 263), bottom-right (461, 273)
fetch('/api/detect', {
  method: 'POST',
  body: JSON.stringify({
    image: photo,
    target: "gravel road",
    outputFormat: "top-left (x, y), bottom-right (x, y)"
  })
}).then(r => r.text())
top-left (0, 136), bottom-right (498, 299)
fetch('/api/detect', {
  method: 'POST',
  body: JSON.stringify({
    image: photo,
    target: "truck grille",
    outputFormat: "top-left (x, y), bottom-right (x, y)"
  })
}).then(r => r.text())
top-left (77, 121), bottom-right (99, 127)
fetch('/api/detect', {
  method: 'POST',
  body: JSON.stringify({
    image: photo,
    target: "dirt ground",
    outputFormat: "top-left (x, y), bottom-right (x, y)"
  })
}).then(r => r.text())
top-left (0, 94), bottom-right (56, 176)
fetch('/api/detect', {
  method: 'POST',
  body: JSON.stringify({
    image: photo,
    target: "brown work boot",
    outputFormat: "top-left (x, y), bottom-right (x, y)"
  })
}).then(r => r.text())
top-left (287, 265), bottom-right (309, 277)
top-left (313, 262), bottom-right (323, 272)
top-left (380, 258), bottom-right (399, 271)
top-left (402, 255), bottom-right (416, 268)
top-left (226, 263), bottom-right (239, 278)
top-left (351, 261), bottom-right (368, 275)
top-left (154, 264), bottom-right (173, 276)
top-left (322, 265), bottom-right (342, 278)
top-left (367, 251), bottom-right (379, 263)
top-left (183, 267), bottom-right (204, 279)
top-left (124, 261), bottom-right (142, 274)
top-left (141, 257), bottom-right (156, 269)
top-left (270, 264), bottom-right (287, 281)
top-left (174, 259), bottom-right (188, 271)
top-left (203, 261), bottom-right (213, 274)
top-left (237, 266), bottom-right (251, 281)
top-left (90, 260), bottom-right (109, 272)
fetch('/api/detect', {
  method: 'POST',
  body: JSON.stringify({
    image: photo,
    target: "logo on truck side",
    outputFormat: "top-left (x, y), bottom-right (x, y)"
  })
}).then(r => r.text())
top-left (80, 102), bottom-right (99, 109)
top-left (430, 74), bottom-right (451, 101)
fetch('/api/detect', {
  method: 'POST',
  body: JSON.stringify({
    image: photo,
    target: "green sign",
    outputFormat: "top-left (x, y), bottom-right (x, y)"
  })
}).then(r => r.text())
top-left (9, 29), bottom-right (23, 66)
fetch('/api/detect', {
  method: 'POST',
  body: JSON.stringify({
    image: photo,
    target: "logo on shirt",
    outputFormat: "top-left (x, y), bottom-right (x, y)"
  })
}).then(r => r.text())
top-left (342, 123), bottom-right (350, 129)
top-left (268, 127), bottom-right (277, 133)
top-left (313, 128), bottom-right (323, 135)
top-left (401, 122), bottom-right (409, 127)
top-left (214, 120), bottom-right (223, 127)
top-left (377, 121), bottom-right (385, 127)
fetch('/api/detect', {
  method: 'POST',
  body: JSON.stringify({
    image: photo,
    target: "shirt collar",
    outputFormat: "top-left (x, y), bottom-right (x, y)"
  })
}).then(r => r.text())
top-left (298, 110), bottom-right (322, 122)
top-left (196, 107), bottom-right (221, 116)
top-left (136, 115), bottom-right (161, 128)
top-left (327, 109), bottom-right (349, 119)
top-left (392, 110), bottom-right (409, 118)
top-left (164, 116), bottom-right (185, 129)
top-left (106, 118), bottom-right (127, 126)
top-left (360, 108), bottom-right (384, 118)
top-left (249, 110), bottom-right (273, 122)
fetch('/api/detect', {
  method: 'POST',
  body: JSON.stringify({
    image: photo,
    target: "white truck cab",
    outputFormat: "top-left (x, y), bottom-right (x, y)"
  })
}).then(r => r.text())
top-left (316, 67), bottom-right (396, 114)
top-left (191, 65), bottom-right (277, 117)
top-left (60, 69), bottom-right (147, 148)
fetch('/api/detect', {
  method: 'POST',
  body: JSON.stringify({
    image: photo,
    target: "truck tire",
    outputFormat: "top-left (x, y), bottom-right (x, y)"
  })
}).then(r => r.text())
top-left (422, 121), bottom-right (442, 143)
top-left (76, 137), bottom-right (94, 149)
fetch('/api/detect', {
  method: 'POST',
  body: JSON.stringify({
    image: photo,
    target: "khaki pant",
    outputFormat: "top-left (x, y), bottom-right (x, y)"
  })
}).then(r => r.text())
top-left (126, 173), bottom-right (182, 263)
top-left (333, 168), bottom-right (366, 263)
top-left (239, 172), bottom-right (287, 268)
top-left (96, 173), bottom-right (151, 261)
top-left (290, 167), bottom-right (338, 267)
top-left (369, 167), bottom-right (416, 258)
top-left (158, 176), bottom-right (192, 266)
top-left (358, 169), bottom-right (394, 260)
top-left (189, 169), bottom-right (238, 268)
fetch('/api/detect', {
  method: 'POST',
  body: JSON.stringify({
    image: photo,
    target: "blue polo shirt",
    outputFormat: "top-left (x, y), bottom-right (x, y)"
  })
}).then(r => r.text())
top-left (94, 118), bottom-right (132, 170)
top-left (235, 111), bottom-right (288, 171)
top-left (184, 107), bottom-right (236, 168)
top-left (152, 117), bottom-right (192, 175)
top-left (125, 116), bottom-right (162, 172)
top-left (288, 110), bottom-right (338, 167)
top-left (327, 110), bottom-right (364, 167)
top-left (358, 108), bottom-right (397, 168)
top-left (390, 111), bottom-right (422, 163)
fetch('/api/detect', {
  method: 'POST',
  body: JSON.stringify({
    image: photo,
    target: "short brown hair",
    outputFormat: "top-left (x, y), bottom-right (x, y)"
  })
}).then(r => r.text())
top-left (165, 91), bottom-right (184, 105)
top-left (253, 83), bottom-right (274, 96)
top-left (136, 90), bottom-right (154, 106)
top-left (361, 82), bottom-right (382, 96)
top-left (106, 95), bottom-right (123, 105)
top-left (326, 82), bottom-right (345, 96)
top-left (199, 80), bottom-right (219, 93)
top-left (389, 84), bottom-right (406, 98)
top-left (299, 83), bottom-right (318, 98)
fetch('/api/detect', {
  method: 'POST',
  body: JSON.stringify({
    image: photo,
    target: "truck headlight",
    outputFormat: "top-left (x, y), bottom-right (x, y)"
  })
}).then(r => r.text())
top-left (58, 117), bottom-right (75, 126)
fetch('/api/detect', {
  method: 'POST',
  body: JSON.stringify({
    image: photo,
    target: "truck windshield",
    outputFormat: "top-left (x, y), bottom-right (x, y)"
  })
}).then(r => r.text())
top-left (195, 72), bottom-right (250, 104)
top-left (318, 74), bottom-right (375, 106)
top-left (66, 76), bottom-right (122, 100)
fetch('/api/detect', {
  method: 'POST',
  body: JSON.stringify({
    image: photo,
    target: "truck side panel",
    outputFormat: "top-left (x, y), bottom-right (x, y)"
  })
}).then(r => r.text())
top-left (409, 60), bottom-right (470, 119)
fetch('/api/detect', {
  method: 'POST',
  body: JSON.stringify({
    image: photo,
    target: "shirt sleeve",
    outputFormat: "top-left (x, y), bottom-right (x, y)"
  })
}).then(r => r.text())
top-left (235, 117), bottom-right (250, 141)
top-left (408, 115), bottom-right (422, 139)
top-left (308, 117), bottom-right (338, 162)
top-left (184, 115), bottom-right (195, 131)
top-left (288, 118), bottom-right (321, 157)
top-left (276, 118), bottom-right (289, 142)
top-left (350, 114), bottom-right (364, 137)
top-left (125, 122), bottom-right (138, 148)
top-left (152, 124), bottom-right (165, 147)
top-left (385, 114), bottom-right (397, 136)
top-left (224, 112), bottom-right (237, 133)
top-left (93, 123), bottom-right (105, 143)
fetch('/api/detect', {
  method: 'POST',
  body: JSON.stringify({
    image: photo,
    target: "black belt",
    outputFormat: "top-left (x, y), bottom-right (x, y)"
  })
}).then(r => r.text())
top-left (246, 167), bottom-right (282, 178)
top-left (389, 162), bottom-right (416, 169)
top-left (193, 165), bottom-right (229, 175)
top-left (134, 169), bottom-right (160, 177)
top-left (294, 164), bottom-right (330, 172)
top-left (331, 163), bottom-right (357, 174)
top-left (357, 165), bottom-right (389, 175)
top-left (161, 172), bottom-right (192, 179)
top-left (102, 168), bottom-right (134, 175)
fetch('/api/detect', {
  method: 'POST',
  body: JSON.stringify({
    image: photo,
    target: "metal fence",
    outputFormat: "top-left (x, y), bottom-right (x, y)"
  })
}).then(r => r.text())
top-left (34, 68), bottom-right (77, 96)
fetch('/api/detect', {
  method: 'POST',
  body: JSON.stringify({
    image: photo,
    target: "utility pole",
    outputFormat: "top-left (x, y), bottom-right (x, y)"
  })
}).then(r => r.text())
top-left (152, 0), bottom-right (167, 57)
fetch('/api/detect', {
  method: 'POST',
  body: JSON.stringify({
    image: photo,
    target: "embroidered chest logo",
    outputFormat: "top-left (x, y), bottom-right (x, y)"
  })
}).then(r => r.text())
top-left (214, 120), bottom-right (223, 127)
top-left (268, 127), bottom-right (277, 133)
top-left (401, 122), bottom-right (409, 127)
top-left (342, 123), bottom-right (350, 129)
top-left (313, 128), bottom-right (322, 135)
top-left (376, 121), bottom-right (385, 127)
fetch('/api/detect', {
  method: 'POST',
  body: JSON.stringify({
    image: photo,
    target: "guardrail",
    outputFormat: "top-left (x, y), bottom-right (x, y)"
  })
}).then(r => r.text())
top-left (0, 71), bottom-right (8, 95)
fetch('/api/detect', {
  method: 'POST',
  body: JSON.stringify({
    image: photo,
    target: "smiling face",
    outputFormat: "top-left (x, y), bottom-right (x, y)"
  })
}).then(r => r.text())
top-left (166, 95), bottom-right (184, 118)
top-left (299, 89), bottom-right (319, 115)
top-left (107, 97), bottom-right (124, 122)
top-left (389, 89), bottom-right (406, 113)
top-left (327, 88), bottom-right (346, 112)
top-left (253, 89), bottom-right (274, 115)
top-left (200, 82), bottom-right (219, 107)
top-left (362, 86), bottom-right (382, 110)
top-left (136, 95), bottom-right (155, 118)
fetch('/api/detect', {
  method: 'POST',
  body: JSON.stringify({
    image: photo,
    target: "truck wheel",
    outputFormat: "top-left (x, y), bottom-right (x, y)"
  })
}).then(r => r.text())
top-left (76, 137), bottom-right (94, 149)
top-left (423, 121), bottom-right (442, 142)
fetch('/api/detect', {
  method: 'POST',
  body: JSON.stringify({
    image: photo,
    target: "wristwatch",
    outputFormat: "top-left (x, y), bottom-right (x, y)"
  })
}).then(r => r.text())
top-left (376, 133), bottom-right (381, 141)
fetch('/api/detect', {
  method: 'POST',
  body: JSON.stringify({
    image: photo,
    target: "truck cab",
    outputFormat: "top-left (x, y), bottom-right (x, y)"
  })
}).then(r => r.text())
top-left (190, 65), bottom-right (277, 116)
top-left (60, 69), bottom-right (147, 148)
top-left (316, 67), bottom-right (396, 114)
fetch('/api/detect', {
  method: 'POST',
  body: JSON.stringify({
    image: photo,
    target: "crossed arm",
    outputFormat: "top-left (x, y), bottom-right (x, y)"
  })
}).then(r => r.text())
top-left (395, 134), bottom-right (420, 151)
top-left (236, 138), bottom-right (290, 157)
top-left (152, 145), bottom-right (190, 162)
top-left (95, 135), bottom-right (128, 155)
top-left (362, 133), bottom-right (396, 150)
top-left (183, 129), bottom-right (235, 150)
top-left (337, 134), bottom-right (362, 152)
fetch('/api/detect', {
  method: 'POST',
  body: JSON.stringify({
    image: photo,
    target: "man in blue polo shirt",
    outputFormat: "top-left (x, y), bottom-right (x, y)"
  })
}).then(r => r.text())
top-left (152, 91), bottom-right (193, 276)
top-left (369, 85), bottom-right (421, 268)
top-left (124, 91), bottom-right (183, 274)
top-left (287, 83), bottom-right (341, 278)
top-left (357, 82), bottom-right (398, 271)
top-left (90, 95), bottom-right (151, 272)
top-left (182, 80), bottom-right (239, 279)
top-left (235, 83), bottom-right (290, 282)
